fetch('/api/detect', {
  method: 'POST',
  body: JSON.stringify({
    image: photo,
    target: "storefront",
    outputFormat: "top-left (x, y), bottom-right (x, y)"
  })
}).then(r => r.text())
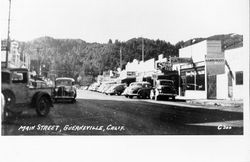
top-left (179, 62), bottom-right (207, 98)
top-left (178, 40), bottom-right (224, 99)
top-left (178, 39), bottom-right (245, 100)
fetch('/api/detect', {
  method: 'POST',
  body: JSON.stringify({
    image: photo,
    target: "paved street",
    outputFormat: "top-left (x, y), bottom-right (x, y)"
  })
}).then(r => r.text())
top-left (2, 90), bottom-right (243, 135)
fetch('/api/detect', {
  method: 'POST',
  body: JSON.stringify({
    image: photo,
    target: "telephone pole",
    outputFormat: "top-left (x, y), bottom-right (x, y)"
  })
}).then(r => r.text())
top-left (6, 0), bottom-right (12, 68)
top-left (142, 37), bottom-right (144, 62)
top-left (120, 47), bottom-right (122, 70)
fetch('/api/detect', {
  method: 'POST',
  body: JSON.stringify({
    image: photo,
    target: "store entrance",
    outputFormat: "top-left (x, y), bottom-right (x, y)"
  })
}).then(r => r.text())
top-left (207, 75), bottom-right (217, 99)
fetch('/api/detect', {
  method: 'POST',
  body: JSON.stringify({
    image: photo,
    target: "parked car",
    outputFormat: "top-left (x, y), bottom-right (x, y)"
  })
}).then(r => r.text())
top-left (29, 79), bottom-right (48, 88)
top-left (2, 68), bottom-right (53, 120)
top-left (123, 82), bottom-right (152, 99)
top-left (52, 77), bottom-right (77, 103)
top-left (150, 79), bottom-right (177, 100)
top-left (88, 82), bottom-right (100, 91)
top-left (105, 84), bottom-right (126, 95)
top-left (96, 83), bottom-right (107, 92)
top-left (101, 84), bottom-right (114, 93)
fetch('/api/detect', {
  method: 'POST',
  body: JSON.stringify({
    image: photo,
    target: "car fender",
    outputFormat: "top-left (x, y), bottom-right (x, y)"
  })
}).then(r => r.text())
top-left (31, 92), bottom-right (53, 108)
top-left (138, 88), bottom-right (149, 96)
top-left (137, 88), bottom-right (143, 95)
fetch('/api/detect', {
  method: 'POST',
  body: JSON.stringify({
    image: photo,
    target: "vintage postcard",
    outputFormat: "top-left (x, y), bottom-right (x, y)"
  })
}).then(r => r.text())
top-left (0, 0), bottom-right (249, 161)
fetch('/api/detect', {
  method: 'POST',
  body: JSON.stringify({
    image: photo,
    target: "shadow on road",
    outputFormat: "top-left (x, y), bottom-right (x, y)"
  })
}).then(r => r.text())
top-left (74, 98), bottom-right (243, 135)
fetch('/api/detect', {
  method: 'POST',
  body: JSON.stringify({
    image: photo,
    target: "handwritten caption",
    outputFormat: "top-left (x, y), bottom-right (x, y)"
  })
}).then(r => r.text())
top-left (18, 124), bottom-right (125, 132)
top-left (217, 125), bottom-right (232, 130)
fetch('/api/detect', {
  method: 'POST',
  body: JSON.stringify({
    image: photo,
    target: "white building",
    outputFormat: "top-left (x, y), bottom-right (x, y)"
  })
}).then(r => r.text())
top-left (1, 41), bottom-right (30, 69)
top-left (178, 40), bottom-right (245, 100)
top-left (217, 47), bottom-right (245, 100)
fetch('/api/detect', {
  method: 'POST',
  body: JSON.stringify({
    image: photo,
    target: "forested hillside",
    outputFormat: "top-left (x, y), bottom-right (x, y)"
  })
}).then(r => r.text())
top-left (19, 37), bottom-right (178, 82)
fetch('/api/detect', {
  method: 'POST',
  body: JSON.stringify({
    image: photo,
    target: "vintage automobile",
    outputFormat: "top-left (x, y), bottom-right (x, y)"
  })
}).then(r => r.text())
top-left (105, 83), bottom-right (126, 95)
top-left (53, 77), bottom-right (77, 103)
top-left (88, 82), bottom-right (100, 91)
top-left (1, 68), bottom-right (53, 120)
top-left (123, 82), bottom-right (152, 99)
top-left (101, 83), bottom-right (115, 93)
top-left (150, 79), bottom-right (177, 100)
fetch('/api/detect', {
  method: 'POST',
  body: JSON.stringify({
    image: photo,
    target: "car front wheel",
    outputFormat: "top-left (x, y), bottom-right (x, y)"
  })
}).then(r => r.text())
top-left (36, 96), bottom-right (50, 116)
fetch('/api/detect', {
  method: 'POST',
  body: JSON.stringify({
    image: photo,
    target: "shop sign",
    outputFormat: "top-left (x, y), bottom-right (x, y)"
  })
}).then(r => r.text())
top-left (157, 62), bottom-right (172, 71)
top-left (1, 40), bottom-right (8, 51)
top-left (127, 71), bottom-right (136, 77)
top-left (205, 56), bottom-right (225, 75)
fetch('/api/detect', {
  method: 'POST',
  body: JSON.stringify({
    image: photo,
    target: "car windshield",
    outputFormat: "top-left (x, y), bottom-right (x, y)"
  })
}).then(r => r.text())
top-left (159, 80), bottom-right (173, 86)
top-left (129, 83), bottom-right (136, 87)
top-left (56, 80), bottom-right (72, 86)
top-left (134, 83), bottom-right (142, 86)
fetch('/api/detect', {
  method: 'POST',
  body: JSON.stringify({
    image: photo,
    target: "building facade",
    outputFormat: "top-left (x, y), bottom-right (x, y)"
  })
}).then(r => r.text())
top-left (178, 40), bottom-right (245, 100)
top-left (1, 40), bottom-right (30, 69)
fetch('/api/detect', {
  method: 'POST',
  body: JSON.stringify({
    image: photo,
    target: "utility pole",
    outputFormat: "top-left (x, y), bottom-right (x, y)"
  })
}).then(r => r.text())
top-left (36, 47), bottom-right (42, 76)
top-left (6, 0), bottom-right (12, 68)
top-left (120, 47), bottom-right (122, 70)
top-left (142, 37), bottom-right (144, 62)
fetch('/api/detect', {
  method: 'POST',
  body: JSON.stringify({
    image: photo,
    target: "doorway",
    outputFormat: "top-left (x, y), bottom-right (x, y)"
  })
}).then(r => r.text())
top-left (207, 75), bottom-right (216, 99)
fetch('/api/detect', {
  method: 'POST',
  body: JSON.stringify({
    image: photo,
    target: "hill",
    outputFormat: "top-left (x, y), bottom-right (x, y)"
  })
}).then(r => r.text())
top-left (15, 33), bottom-right (242, 84)
top-left (18, 37), bottom-right (178, 84)
top-left (179, 33), bottom-right (243, 50)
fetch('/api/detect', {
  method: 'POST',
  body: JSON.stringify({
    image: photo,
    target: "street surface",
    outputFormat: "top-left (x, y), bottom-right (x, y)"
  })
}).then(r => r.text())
top-left (2, 90), bottom-right (243, 135)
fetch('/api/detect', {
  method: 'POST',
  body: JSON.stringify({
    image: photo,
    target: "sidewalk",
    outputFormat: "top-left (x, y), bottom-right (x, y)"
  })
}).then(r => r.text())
top-left (176, 96), bottom-right (243, 112)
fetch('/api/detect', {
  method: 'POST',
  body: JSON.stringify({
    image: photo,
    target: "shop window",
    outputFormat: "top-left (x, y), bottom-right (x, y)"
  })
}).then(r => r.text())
top-left (186, 72), bottom-right (195, 90)
top-left (235, 71), bottom-right (243, 85)
top-left (196, 74), bottom-right (205, 90)
top-left (195, 68), bottom-right (205, 90)
top-left (181, 67), bottom-right (205, 91)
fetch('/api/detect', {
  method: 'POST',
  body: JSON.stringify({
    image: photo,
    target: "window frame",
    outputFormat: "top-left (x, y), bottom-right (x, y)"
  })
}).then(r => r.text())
top-left (235, 71), bottom-right (243, 85)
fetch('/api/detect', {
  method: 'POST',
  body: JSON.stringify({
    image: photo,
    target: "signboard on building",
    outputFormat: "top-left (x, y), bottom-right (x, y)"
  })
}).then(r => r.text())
top-left (171, 57), bottom-right (192, 64)
top-left (1, 41), bottom-right (7, 67)
top-left (1, 40), bottom-right (8, 51)
top-left (127, 71), bottom-right (136, 77)
top-left (156, 62), bottom-right (172, 71)
top-left (205, 55), bottom-right (225, 75)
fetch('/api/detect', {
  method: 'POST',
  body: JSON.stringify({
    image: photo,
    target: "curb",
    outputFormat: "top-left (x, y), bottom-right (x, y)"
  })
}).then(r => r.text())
top-left (186, 100), bottom-right (243, 107)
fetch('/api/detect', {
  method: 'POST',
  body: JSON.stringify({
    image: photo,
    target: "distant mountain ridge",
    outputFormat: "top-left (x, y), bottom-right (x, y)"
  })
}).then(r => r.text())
top-left (182, 33), bottom-right (243, 50)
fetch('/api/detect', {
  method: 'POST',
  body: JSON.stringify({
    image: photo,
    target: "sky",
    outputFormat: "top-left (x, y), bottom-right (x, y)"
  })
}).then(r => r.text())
top-left (0, 0), bottom-right (249, 44)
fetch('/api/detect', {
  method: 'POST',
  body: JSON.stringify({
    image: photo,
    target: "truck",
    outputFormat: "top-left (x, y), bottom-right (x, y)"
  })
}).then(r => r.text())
top-left (149, 74), bottom-right (178, 101)
top-left (1, 68), bottom-right (53, 120)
